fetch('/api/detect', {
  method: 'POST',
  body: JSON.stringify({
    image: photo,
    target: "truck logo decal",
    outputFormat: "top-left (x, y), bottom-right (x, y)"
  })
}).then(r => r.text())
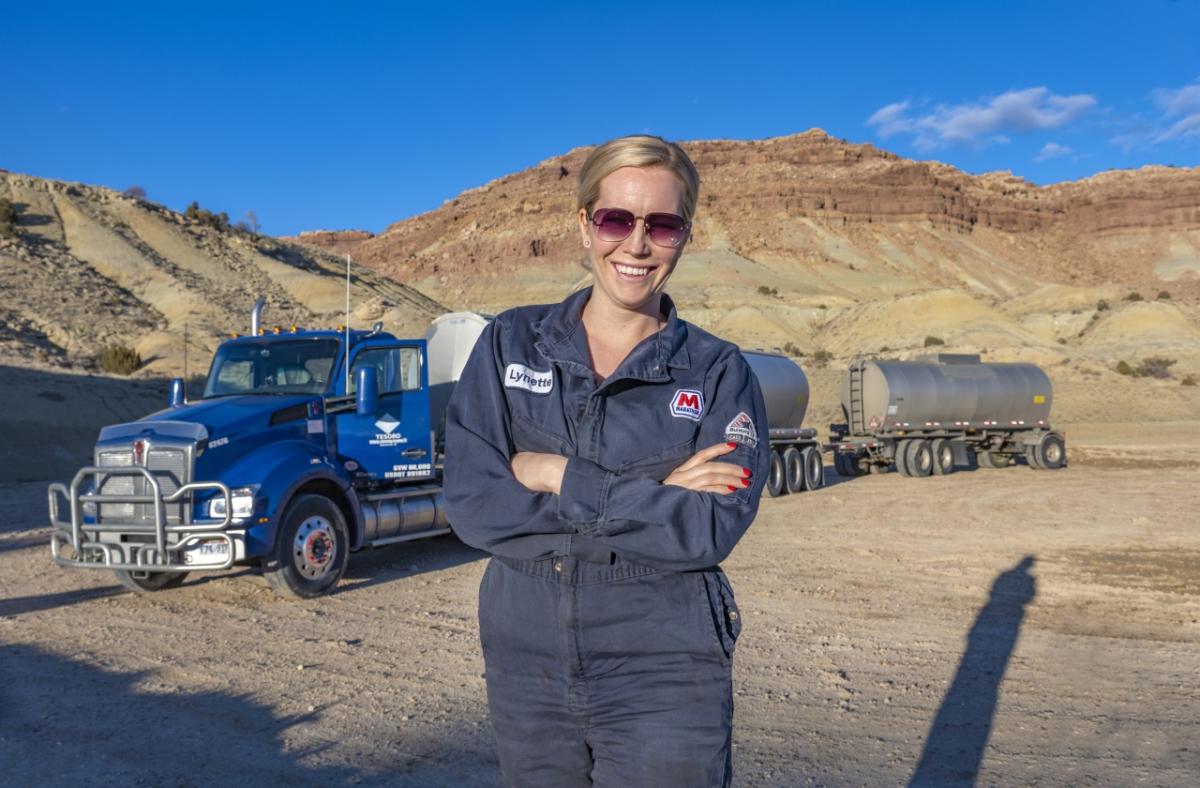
top-left (504, 363), bottom-right (554, 394)
top-left (724, 411), bottom-right (758, 447)
top-left (209, 436), bottom-right (229, 449)
top-left (133, 440), bottom-right (146, 465)
top-left (375, 415), bottom-right (400, 434)
top-left (670, 389), bottom-right (705, 421)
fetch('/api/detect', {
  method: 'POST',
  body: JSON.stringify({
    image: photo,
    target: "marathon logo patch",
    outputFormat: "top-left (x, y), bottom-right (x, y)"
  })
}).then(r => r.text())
top-left (724, 411), bottom-right (758, 447)
top-left (670, 389), bottom-right (705, 421)
top-left (504, 363), bottom-right (554, 394)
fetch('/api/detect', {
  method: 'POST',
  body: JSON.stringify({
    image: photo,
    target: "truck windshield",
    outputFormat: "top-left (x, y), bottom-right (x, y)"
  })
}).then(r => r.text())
top-left (202, 339), bottom-right (340, 397)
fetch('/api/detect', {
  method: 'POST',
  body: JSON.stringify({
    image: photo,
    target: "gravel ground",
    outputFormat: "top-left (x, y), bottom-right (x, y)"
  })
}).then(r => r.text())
top-left (2, 423), bottom-right (1197, 787)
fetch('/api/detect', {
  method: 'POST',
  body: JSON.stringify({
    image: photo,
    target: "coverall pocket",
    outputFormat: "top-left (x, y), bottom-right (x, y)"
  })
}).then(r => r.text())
top-left (510, 413), bottom-right (570, 455)
top-left (618, 437), bottom-right (696, 482)
top-left (699, 570), bottom-right (741, 662)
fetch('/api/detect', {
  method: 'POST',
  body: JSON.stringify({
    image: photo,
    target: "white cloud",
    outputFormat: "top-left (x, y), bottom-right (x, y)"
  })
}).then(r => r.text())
top-left (867, 87), bottom-right (1097, 150)
top-left (1110, 80), bottom-right (1200, 149)
top-left (1034, 142), bottom-right (1073, 162)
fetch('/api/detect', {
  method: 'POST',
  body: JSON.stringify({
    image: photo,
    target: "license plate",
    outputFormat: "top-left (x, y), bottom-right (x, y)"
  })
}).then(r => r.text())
top-left (184, 539), bottom-right (230, 566)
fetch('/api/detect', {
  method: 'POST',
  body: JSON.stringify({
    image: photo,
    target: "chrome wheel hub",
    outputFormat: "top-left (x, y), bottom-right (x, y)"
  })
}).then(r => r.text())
top-left (293, 516), bottom-right (336, 579)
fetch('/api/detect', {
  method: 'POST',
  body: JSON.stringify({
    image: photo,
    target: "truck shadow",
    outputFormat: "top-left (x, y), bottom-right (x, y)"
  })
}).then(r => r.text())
top-left (0, 642), bottom-right (501, 786)
top-left (908, 555), bottom-right (1037, 787)
top-left (340, 534), bottom-right (487, 592)
top-left (0, 583), bottom-right (127, 617)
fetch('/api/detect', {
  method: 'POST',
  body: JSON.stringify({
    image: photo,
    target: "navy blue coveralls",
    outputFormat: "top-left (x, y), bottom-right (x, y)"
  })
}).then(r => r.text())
top-left (444, 287), bottom-right (770, 787)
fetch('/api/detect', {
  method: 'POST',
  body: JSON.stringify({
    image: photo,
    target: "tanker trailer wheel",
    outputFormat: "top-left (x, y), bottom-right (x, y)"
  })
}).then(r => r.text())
top-left (1034, 432), bottom-right (1067, 470)
top-left (905, 439), bottom-right (934, 478)
top-left (113, 569), bottom-right (189, 593)
top-left (976, 449), bottom-right (1007, 469)
top-left (801, 446), bottom-right (824, 491)
top-left (766, 449), bottom-right (787, 497)
top-left (930, 438), bottom-right (955, 475)
top-left (833, 451), bottom-right (850, 478)
top-left (782, 446), bottom-right (806, 494)
top-left (1024, 444), bottom-right (1045, 470)
top-left (893, 440), bottom-right (912, 477)
top-left (264, 494), bottom-right (350, 599)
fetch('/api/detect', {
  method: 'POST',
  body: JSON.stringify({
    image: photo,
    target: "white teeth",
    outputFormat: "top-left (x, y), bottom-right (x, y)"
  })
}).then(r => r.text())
top-left (614, 263), bottom-right (651, 277)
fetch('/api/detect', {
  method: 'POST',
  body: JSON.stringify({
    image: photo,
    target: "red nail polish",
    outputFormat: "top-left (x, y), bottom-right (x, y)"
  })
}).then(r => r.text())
top-left (727, 485), bottom-right (737, 492)
top-left (726, 442), bottom-right (737, 449)
top-left (742, 467), bottom-right (752, 477)
top-left (741, 479), bottom-right (750, 488)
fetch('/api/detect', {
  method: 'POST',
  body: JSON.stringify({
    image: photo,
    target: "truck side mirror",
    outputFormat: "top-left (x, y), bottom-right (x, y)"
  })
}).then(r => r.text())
top-left (169, 377), bottom-right (186, 407)
top-left (356, 367), bottom-right (379, 416)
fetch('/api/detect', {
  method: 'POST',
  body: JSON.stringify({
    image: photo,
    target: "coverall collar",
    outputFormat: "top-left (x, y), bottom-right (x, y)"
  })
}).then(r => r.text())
top-left (533, 286), bottom-right (691, 383)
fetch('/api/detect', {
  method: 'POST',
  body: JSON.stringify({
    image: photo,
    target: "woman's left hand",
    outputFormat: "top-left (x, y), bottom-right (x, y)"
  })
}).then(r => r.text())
top-left (511, 452), bottom-right (568, 495)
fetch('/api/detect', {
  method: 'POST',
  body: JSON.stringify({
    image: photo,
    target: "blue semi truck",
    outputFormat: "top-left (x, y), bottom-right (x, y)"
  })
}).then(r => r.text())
top-left (49, 298), bottom-right (818, 598)
top-left (48, 300), bottom-right (489, 598)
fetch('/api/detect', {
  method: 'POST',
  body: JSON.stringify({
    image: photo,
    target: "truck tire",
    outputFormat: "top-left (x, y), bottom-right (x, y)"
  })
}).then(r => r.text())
top-left (264, 494), bottom-right (350, 599)
top-left (930, 438), bottom-right (955, 475)
top-left (833, 451), bottom-right (852, 478)
top-left (1035, 432), bottom-right (1067, 470)
top-left (906, 439), bottom-right (934, 478)
top-left (113, 569), bottom-right (188, 593)
top-left (894, 440), bottom-right (912, 477)
top-left (1024, 444), bottom-right (1045, 470)
top-left (783, 446), bottom-right (805, 494)
top-left (976, 449), bottom-right (1006, 469)
top-left (801, 446), bottom-right (824, 491)
top-left (766, 449), bottom-right (786, 498)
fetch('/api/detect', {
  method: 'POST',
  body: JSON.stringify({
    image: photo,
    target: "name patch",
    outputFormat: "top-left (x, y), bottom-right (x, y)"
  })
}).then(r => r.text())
top-left (670, 389), bottom-right (705, 421)
top-left (724, 411), bottom-right (758, 447)
top-left (505, 363), bottom-right (554, 394)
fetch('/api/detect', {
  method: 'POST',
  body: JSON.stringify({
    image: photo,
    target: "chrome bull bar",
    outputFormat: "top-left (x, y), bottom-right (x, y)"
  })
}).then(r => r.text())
top-left (48, 466), bottom-right (235, 572)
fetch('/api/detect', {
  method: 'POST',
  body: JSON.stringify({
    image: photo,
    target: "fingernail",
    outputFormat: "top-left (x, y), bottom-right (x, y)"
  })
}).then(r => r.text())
top-left (727, 485), bottom-right (737, 492)
top-left (741, 479), bottom-right (751, 488)
top-left (742, 467), bottom-right (752, 477)
top-left (726, 442), bottom-right (737, 449)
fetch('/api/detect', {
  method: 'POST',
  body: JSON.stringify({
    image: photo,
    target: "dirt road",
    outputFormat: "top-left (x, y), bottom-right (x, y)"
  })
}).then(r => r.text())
top-left (2, 424), bottom-right (1198, 786)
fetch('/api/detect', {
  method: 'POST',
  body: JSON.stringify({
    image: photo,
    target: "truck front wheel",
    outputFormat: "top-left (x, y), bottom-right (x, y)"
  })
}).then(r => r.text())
top-left (264, 494), bottom-right (349, 599)
top-left (113, 569), bottom-right (188, 593)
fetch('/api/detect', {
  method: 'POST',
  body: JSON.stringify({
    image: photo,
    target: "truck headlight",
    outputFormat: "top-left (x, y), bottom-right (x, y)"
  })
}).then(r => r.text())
top-left (208, 486), bottom-right (258, 520)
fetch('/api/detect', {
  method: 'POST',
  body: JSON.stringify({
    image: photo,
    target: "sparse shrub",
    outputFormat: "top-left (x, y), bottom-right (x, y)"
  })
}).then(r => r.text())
top-left (1137, 357), bottom-right (1176, 379)
top-left (924, 335), bottom-right (945, 347)
top-left (0, 197), bottom-right (16, 238)
top-left (1182, 375), bottom-right (1197, 387)
top-left (811, 349), bottom-right (833, 365)
top-left (782, 341), bottom-right (801, 356)
top-left (879, 345), bottom-right (891, 353)
top-left (99, 343), bottom-right (142, 375)
top-left (1157, 290), bottom-right (1171, 300)
top-left (817, 303), bottom-right (828, 310)
top-left (1096, 299), bottom-right (1110, 311)
top-left (756, 285), bottom-right (779, 297)
top-left (1124, 291), bottom-right (1143, 302)
top-left (1057, 338), bottom-right (1067, 344)
top-left (124, 185), bottom-right (147, 199)
top-left (1115, 360), bottom-right (1135, 376)
top-left (184, 200), bottom-right (230, 231)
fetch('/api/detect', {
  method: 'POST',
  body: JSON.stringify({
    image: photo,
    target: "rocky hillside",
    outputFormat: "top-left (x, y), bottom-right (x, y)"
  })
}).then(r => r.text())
top-left (288, 130), bottom-right (1200, 385)
top-left (0, 173), bottom-right (447, 378)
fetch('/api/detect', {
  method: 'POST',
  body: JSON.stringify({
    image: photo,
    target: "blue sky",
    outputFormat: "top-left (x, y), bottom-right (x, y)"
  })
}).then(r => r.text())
top-left (3, 1), bottom-right (1198, 235)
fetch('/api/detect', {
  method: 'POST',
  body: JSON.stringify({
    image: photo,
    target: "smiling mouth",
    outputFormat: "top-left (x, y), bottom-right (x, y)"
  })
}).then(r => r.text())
top-left (613, 262), bottom-right (655, 280)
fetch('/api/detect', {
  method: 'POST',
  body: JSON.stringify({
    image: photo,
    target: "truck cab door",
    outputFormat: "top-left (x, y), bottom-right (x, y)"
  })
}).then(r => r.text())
top-left (334, 342), bottom-right (433, 483)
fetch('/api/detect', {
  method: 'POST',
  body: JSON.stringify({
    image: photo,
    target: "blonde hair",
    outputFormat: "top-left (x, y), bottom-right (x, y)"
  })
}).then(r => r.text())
top-left (576, 135), bottom-right (700, 223)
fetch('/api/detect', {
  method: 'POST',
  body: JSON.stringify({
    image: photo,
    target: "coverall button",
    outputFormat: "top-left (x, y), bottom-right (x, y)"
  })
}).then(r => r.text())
top-left (554, 561), bottom-right (563, 573)
top-left (727, 610), bottom-right (738, 621)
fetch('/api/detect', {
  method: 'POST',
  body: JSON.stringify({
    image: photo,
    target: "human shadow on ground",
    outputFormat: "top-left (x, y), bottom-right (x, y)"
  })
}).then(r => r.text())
top-left (908, 555), bottom-right (1037, 787)
top-left (0, 643), bottom-right (501, 787)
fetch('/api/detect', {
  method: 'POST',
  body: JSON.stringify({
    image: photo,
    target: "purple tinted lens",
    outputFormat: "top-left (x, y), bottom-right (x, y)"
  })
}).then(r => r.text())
top-left (645, 213), bottom-right (686, 247)
top-left (593, 208), bottom-right (635, 241)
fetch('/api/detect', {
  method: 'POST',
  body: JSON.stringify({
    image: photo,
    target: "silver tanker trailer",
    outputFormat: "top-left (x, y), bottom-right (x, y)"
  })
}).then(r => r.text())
top-left (828, 354), bottom-right (1066, 478)
top-left (742, 350), bottom-right (824, 497)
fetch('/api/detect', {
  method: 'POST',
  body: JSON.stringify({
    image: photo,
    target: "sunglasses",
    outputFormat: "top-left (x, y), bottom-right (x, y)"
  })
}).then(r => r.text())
top-left (588, 208), bottom-right (691, 249)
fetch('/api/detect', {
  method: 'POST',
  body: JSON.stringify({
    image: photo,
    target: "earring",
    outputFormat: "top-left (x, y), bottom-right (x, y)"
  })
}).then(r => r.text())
top-left (583, 240), bottom-right (591, 248)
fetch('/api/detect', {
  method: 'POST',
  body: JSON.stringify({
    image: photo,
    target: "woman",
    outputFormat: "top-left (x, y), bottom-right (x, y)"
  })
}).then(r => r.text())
top-left (444, 134), bottom-right (769, 787)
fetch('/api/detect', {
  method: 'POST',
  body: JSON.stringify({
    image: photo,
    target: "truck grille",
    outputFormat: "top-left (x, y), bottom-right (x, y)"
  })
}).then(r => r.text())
top-left (97, 446), bottom-right (192, 524)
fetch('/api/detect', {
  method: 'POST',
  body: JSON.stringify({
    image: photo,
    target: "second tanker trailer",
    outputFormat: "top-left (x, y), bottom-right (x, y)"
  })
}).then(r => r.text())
top-left (829, 354), bottom-right (1066, 478)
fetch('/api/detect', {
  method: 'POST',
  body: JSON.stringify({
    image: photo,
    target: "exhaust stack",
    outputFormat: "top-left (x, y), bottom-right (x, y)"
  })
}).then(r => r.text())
top-left (250, 297), bottom-right (266, 336)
